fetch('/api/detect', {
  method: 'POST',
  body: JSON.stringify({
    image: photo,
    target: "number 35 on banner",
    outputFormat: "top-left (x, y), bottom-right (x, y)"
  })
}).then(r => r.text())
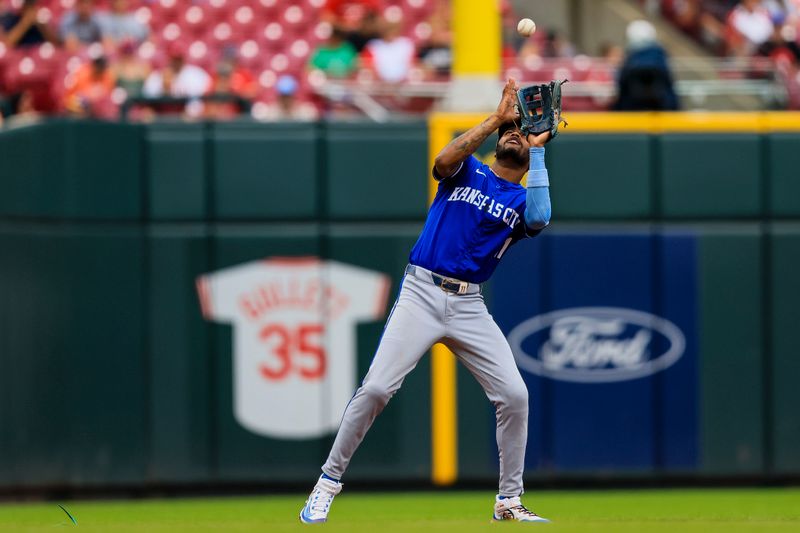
top-left (259, 323), bottom-right (326, 381)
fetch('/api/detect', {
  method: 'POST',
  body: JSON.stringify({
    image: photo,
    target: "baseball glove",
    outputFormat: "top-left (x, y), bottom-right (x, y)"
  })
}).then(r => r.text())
top-left (516, 80), bottom-right (568, 140)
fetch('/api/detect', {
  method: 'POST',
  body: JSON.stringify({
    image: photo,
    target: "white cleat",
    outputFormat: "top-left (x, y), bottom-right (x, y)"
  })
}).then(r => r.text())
top-left (299, 475), bottom-right (343, 524)
top-left (492, 495), bottom-right (550, 523)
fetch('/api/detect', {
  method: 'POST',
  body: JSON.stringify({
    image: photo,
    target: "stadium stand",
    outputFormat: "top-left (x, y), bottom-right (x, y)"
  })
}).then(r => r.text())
top-left (655, 0), bottom-right (800, 107)
top-left (1, 0), bottom-right (798, 119)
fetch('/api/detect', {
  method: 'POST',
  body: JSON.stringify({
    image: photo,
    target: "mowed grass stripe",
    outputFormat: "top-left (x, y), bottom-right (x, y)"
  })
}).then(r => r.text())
top-left (0, 488), bottom-right (798, 532)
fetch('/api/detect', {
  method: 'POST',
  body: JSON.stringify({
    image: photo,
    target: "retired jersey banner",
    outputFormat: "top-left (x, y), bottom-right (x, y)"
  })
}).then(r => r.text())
top-left (197, 258), bottom-right (390, 440)
top-left (490, 230), bottom-right (698, 472)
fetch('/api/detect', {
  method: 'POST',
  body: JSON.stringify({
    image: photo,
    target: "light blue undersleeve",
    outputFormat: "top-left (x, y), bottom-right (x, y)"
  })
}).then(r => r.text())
top-left (524, 147), bottom-right (551, 230)
top-left (527, 147), bottom-right (549, 187)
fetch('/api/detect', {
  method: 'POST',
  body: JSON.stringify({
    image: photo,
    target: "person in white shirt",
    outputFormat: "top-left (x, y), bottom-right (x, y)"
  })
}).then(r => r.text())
top-left (99, 0), bottom-right (148, 48)
top-left (365, 20), bottom-right (415, 83)
top-left (143, 48), bottom-right (211, 98)
top-left (727, 0), bottom-right (776, 55)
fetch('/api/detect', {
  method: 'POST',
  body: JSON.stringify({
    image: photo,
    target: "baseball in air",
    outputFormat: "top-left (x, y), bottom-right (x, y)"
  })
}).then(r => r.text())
top-left (517, 18), bottom-right (536, 37)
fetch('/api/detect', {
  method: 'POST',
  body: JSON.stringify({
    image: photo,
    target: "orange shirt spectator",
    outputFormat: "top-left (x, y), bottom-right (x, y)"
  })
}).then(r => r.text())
top-left (214, 65), bottom-right (258, 98)
top-left (64, 56), bottom-right (116, 118)
top-left (206, 58), bottom-right (257, 119)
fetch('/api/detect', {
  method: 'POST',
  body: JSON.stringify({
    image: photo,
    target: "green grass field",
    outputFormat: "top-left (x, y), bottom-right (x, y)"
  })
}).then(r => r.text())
top-left (1, 488), bottom-right (799, 532)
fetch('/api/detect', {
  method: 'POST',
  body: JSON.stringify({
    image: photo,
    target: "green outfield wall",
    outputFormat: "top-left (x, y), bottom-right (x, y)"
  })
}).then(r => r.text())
top-left (0, 118), bottom-right (798, 490)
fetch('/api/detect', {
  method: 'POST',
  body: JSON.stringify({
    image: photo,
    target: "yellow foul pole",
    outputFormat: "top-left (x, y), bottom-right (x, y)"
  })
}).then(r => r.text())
top-left (452, 0), bottom-right (501, 77)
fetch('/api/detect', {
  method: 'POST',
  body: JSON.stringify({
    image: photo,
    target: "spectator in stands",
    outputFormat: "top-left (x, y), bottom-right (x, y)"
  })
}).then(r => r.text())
top-left (60, 0), bottom-right (103, 52)
top-left (727, 0), bottom-right (775, 55)
top-left (667, 0), bottom-right (704, 34)
top-left (113, 39), bottom-right (149, 98)
top-left (100, 0), bottom-right (148, 50)
top-left (517, 29), bottom-right (546, 63)
top-left (754, 1), bottom-right (800, 62)
top-left (0, 0), bottom-right (55, 48)
top-left (258, 74), bottom-right (318, 121)
top-left (773, 26), bottom-right (800, 63)
top-left (309, 27), bottom-right (359, 78)
top-left (0, 89), bottom-right (7, 120)
top-left (364, 19), bottom-right (415, 83)
top-left (417, 0), bottom-right (451, 79)
top-left (3, 89), bottom-right (41, 127)
top-left (614, 20), bottom-right (679, 111)
top-left (661, 0), bottom-right (727, 52)
top-left (142, 45), bottom-right (212, 99)
top-left (63, 53), bottom-right (117, 118)
top-left (499, 0), bottom-right (523, 59)
top-left (541, 29), bottom-right (577, 58)
top-left (763, 0), bottom-right (792, 22)
top-left (786, 0), bottom-right (800, 23)
top-left (215, 50), bottom-right (258, 100)
top-left (322, 0), bottom-right (382, 52)
top-left (204, 53), bottom-right (258, 119)
top-left (516, 27), bottom-right (576, 63)
top-left (600, 42), bottom-right (625, 69)
top-left (586, 43), bottom-right (624, 108)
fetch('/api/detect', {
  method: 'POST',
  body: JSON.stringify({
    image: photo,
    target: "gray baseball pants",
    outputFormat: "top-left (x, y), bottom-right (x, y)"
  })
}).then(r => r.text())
top-left (322, 265), bottom-right (529, 497)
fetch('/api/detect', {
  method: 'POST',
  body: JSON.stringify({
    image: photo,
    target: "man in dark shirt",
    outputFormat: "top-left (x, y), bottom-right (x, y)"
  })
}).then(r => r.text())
top-left (0, 0), bottom-right (53, 48)
top-left (614, 20), bottom-right (679, 111)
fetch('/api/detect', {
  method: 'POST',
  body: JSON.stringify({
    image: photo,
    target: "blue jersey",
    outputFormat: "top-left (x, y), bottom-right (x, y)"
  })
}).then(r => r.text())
top-left (409, 155), bottom-right (541, 284)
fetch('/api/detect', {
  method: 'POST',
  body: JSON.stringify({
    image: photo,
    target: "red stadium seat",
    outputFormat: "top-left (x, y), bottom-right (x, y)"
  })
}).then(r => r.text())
top-left (207, 0), bottom-right (237, 19)
top-left (257, 68), bottom-right (278, 92)
top-left (152, 0), bottom-right (181, 22)
top-left (261, 22), bottom-right (296, 51)
top-left (160, 22), bottom-right (183, 43)
top-left (187, 40), bottom-right (218, 71)
top-left (288, 38), bottom-right (312, 64)
top-left (56, 0), bottom-right (77, 11)
top-left (257, 0), bottom-right (281, 11)
top-left (236, 39), bottom-right (262, 70)
top-left (569, 55), bottom-right (594, 82)
top-left (309, 21), bottom-right (332, 44)
top-left (552, 65), bottom-right (573, 83)
top-left (133, 5), bottom-right (153, 29)
top-left (281, 4), bottom-right (311, 32)
top-left (207, 22), bottom-right (235, 47)
top-left (268, 53), bottom-right (291, 74)
top-left (182, 5), bottom-right (211, 38)
top-left (228, 5), bottom-right (258, 38)
top-left (303, 0), bottom-right (326, 11)
top-left (4, 52), bottom-right (57, 92)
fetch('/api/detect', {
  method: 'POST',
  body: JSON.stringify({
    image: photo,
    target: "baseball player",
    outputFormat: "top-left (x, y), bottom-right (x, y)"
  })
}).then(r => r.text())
top-left (300, 79), bottom-right (555, 524)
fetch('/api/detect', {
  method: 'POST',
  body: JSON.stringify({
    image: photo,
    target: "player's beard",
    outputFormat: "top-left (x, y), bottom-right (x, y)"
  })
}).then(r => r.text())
top-left (495, 141), bottom-right (529, 168)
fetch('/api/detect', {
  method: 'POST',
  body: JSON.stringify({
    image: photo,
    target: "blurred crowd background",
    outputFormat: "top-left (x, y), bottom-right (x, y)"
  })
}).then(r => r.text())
top-left (0, 0), bottom-right (799, 125)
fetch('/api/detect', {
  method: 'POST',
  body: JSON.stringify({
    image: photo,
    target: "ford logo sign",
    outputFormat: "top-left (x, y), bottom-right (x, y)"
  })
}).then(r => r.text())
top-left (508, 307), bottom-right (686, 383)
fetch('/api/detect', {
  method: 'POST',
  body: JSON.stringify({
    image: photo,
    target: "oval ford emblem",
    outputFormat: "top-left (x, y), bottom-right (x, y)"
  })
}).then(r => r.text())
top-left (508, 307), bottom-right (686, 383)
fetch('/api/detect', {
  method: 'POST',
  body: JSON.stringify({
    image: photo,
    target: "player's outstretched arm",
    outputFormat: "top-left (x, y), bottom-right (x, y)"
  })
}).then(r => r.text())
top-left (524, 132), bottom-right (552, 231)
top-left (433, 78), bottom-right (521, 178)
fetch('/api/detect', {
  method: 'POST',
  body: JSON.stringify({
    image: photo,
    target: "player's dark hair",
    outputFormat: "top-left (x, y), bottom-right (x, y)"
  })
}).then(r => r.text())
top-left (498, 121), bottom-right (520, 138)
